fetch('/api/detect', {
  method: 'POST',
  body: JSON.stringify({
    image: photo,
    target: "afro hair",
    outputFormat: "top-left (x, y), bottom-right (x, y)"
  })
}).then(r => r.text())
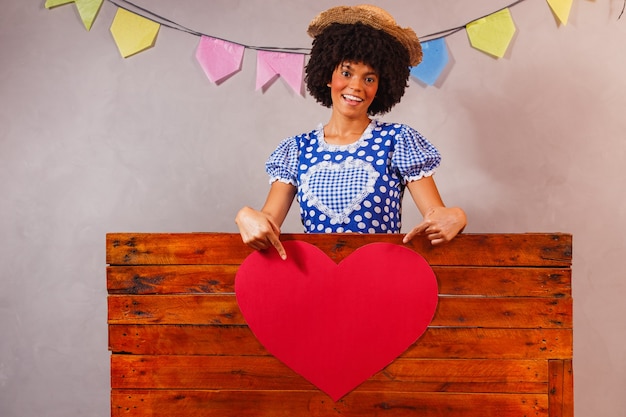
top-left (305, 23), bottom-right (411, 116)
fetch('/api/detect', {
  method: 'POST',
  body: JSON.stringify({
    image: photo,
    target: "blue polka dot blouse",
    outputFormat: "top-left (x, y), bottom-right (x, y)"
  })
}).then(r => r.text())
top-left (266, 120), bottom-right (441, 233)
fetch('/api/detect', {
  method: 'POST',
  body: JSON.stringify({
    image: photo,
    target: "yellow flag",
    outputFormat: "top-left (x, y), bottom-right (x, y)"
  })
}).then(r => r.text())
top-left (110, 8), bottom-right (160, 58)
top-left (75, 0), bottom-right (103, 31)
top-left (45, 0), bottom-right (75, 8)
top-left (466, 8), bottom-right (516, 58)
top-left (547, 0), bottom-right (573, 25)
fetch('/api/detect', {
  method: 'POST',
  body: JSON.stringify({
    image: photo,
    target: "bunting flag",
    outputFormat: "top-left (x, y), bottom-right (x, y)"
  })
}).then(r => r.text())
top-left (195, 36), bottom-right (245, 85)
top-left (466, 8), bottom-right (516, 58)
top-left (410, 38), bottom-right (449, 86)
top-left (44, 0), bottom-right (102, 31)
top-left (256, 50), bottom-right (305, 95)
top-left (46, 0), bottom-right (586, 91)
top-left (45, 0), bottom-right (75, 7)
top-left (75, 0), bottom-right (104, 31)
top-left (547, 0), bottom-right (573, 25)
top-left (110, 8), bottom-right (160, 58)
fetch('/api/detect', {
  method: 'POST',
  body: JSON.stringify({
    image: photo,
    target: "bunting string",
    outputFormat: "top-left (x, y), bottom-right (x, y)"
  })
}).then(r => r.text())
top-left (106, 0), bottom-right (531, 49)
top-left (107, 0), bottom-right (312, 52)
top-left (45, 0), bottom-right (585, 89)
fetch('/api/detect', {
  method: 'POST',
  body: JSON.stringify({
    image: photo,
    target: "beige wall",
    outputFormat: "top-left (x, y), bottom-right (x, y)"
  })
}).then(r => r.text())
top-left (1, 1), bottom-right (624, 416)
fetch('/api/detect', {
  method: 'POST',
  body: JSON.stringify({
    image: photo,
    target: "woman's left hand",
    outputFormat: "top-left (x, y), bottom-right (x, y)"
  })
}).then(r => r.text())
top-left (403, 206), bottom-right (467, 245)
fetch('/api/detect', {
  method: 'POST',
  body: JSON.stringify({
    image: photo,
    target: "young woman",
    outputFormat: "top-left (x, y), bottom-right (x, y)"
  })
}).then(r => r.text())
top-left (236, 5), bottom-right (466, 259)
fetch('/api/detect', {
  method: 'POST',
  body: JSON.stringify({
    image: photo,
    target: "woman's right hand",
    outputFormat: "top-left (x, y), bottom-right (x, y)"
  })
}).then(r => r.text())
top-left (235, 206), bottom-right (287, 260)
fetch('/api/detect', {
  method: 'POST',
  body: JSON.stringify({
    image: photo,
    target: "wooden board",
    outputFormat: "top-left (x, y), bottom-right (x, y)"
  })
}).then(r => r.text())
top-left (107, 232), bottom-right (573, 417)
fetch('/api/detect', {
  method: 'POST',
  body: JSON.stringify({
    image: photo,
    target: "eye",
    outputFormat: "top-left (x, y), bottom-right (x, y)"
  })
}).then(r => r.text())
top-left (341, 70), bottom-right (351, 77)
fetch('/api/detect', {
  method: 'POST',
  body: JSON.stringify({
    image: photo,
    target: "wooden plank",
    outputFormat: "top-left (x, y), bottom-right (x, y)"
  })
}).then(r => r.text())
top-left (434, 267), bottom-right (571, 298)
top-left (107, 265), bottom-right (238, 294)
top-left (107, 294), bottom-right (573, 328)
top-left (109, 325), bottom-right (573, 359)
top-left (111, 390), bottom-right (549, 417)
top-left (548, 360), bottom-right (574, 417)
top-left (107, 265), bottom-right (571, 297)
top-left (111, 355), bottom-right (548, 394)
top-left (106, 233), bottom-right (572, 267)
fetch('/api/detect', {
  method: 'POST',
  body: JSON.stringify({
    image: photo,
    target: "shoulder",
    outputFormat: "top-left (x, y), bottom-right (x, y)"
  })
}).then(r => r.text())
top-left (281, 125), bottom-right (323, 147)
top-left (371, 120), bottom-right (422, 140)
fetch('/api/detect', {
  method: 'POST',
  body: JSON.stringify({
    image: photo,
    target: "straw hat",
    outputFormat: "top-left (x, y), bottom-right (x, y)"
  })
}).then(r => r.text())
top-left (307, 4), bottom-right (422, 66)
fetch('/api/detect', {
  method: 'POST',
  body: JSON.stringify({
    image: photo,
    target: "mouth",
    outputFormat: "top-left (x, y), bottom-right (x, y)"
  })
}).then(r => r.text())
top-left (342, 94), bottom-right (363, 103)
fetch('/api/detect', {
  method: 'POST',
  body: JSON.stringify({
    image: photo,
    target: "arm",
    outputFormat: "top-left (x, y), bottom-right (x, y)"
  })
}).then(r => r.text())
top-left (235, 181), bottom-right (297, 259)
top-left (403, 176), bottom-right (467, 245)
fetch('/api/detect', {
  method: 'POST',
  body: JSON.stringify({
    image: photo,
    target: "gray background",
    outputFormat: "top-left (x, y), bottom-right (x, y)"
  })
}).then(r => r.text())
top-left (1, 1), bottom-right (625, 416)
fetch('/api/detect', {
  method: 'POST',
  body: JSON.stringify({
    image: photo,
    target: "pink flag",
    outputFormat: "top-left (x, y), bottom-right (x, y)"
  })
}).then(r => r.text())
top-left (195, 36), bottom-right (245, 84)
top-left (256, 50), bottom-right (305, 95)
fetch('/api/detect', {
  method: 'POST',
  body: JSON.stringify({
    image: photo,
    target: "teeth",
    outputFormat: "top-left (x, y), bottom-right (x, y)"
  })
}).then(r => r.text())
top-left (343, 94), bottom-right (363, 102)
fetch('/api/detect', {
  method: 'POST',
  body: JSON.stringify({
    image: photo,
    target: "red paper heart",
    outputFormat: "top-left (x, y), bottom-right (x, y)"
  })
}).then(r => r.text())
top-left (235, 240), bottom-right (438, 401)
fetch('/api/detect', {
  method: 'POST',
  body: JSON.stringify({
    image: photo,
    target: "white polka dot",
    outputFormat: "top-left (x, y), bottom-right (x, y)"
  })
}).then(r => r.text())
top-left (379, 186), bottom-right (387, 193)
top-left (358, 222), bottom-right (366, 229)
top-left (354, 215), bottom-right (362, 222)
top-left (335, 154), bottom-right (343, 161)
top-left (363, 200), bottom-right (372, 208)
top-left (373, 196), bottom-right (381, 203)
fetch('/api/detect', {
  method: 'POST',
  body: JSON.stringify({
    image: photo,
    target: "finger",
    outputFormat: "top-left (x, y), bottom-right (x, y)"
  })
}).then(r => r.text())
top-left (403, 221), bottom-right (429, 243)
top-left (264, 218), bottom-right (287, 260)
top-left (268, 235), bottom-right (287, 260)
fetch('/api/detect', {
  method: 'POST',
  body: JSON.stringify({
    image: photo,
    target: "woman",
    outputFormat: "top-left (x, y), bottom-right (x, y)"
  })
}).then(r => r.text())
top-left (236, 5), bottom-right (467, 259)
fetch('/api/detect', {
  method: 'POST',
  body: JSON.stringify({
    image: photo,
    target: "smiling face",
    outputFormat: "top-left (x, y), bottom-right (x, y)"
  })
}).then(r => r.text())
top-left (329, 61), bottom-right (379, 119)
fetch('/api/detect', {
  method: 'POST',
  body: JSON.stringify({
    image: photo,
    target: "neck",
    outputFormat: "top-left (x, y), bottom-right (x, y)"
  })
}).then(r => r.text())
top-left (324, 115), bottom-right (371, 145)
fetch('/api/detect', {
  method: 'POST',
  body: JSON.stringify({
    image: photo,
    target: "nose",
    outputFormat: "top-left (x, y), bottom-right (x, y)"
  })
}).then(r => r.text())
top-left (348, 75), bottom-right (362, 91)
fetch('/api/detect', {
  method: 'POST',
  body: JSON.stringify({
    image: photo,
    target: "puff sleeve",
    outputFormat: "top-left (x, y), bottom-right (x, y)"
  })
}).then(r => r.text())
top-left (265, 136), bottom-right (299, 186)
top-left (391, 124), bottom-right (441, 183)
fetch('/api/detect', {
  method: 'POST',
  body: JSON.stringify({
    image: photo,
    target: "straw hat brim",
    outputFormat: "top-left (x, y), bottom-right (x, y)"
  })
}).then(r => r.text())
top-left (307, 5), bottom-right (422, 66)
